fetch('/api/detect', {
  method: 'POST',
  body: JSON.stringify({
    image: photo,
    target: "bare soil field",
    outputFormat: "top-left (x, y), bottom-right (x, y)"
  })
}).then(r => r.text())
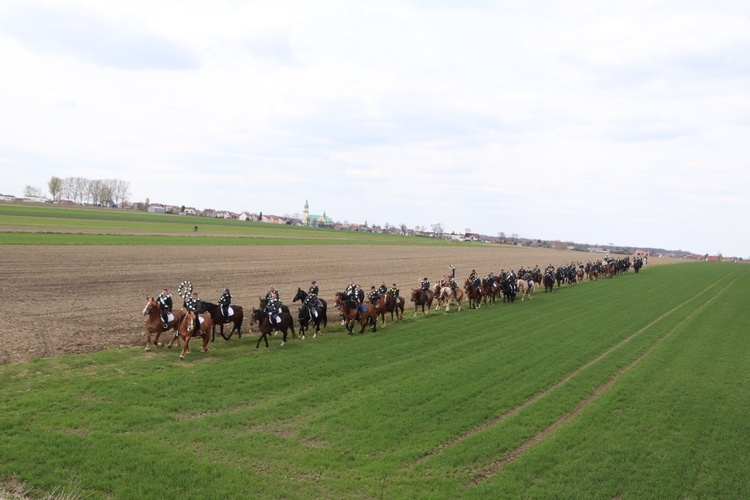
top-left (0, 245), bottom-right (675, 364)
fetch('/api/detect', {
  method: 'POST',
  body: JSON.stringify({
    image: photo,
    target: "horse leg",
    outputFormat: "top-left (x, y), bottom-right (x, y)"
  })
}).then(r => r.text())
top-left (179, 336), bottom-right (190, 359)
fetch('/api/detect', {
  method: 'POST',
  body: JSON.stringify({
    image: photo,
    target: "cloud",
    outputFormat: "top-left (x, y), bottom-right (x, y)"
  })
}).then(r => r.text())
top-left (0, 3), bottom-right (199, 70)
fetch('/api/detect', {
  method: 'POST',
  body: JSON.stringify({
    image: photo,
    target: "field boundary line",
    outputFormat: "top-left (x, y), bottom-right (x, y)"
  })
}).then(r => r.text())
top-left (408, 274), bottom-right (728, 468)
top-left (465, 272), bottom-right (742, 486)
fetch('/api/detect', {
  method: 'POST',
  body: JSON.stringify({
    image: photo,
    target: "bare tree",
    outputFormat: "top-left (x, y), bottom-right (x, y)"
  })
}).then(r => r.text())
top-left (23, 185), bottom-right (45, 198)
top-left (431, 223), bottom-right (444, 237)
top-left (400, 223), bottom-right (407, 235)
top-left (113, 180), bottom-right (130, 205)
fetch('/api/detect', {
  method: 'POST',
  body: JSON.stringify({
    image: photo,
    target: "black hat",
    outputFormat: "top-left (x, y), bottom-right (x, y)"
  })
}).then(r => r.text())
top-left (312, 280), bottom-right (316, 284)
top-left (393, 283), bottom-right (397, 286)
top-left (371, 286), bottom-right (376, 289)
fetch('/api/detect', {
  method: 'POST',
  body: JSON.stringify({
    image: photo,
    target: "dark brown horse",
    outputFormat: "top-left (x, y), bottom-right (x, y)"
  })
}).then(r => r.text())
top-left (198, 301), bottom-right (244, 342)
top-left (543, 272), bottom-right (555, 293)
top-left (410, 288), bottom-right (434, 317)
top-left (384, 292), bottom-right (405, 321)
top-left (292, 288), bottom-right (328, 338)
top-left (464, 279), bottom-right (483, 309)
top-left (142, 297), bottom-right (183, 351)
top-left (177, 311), bottom-right (213, 360)
top-left (335, 293), bottom-right (377, 334)
top-left (250, 308), bottom-right (296, 348)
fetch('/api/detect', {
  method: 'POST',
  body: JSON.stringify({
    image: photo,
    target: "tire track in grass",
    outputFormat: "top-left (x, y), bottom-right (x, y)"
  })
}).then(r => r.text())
top-left (408, 275), bottom-right (728, 469)
top-left (465, 273), bottom-right (741, 487)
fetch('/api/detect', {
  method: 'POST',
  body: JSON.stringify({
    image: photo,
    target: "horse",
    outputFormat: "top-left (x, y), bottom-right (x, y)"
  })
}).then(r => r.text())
top-left (518, 278), bottom-right (535, 301)
top-left (177, 311), bottom-right (213, 360)
top-left (334, 294), bottom-right (377, 334)
top-left (292, 288), bottom-right (328, 338)
top-left (198, 301), bottom-right (244, 342)
top-left (292, 288), bottom-right (328, 337)
top-left (250, 308), bottom-right (296, 348)
top-left (482, 278), bottom-right (497, 305)
top-left (257, 297), bottom-right (290, 332)
top-left (142, 297), bottom-right (184, 351)
top-left (436, 285), bottom-right (463, 313)
top-left (543, 272), bottom-right (555, 293)
top-left (410, 288), bottom-right (434, 317)
top-left (384, 292), bottom-right (405, 321)
top-left (500, 275), bottom-right (517, 303)
top-left (463, 279), bottom-right (483, 309)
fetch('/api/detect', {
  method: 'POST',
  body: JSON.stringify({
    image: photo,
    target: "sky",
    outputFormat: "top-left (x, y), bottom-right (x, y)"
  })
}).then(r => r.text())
top-left (1, 0), bottom-right (749, 258)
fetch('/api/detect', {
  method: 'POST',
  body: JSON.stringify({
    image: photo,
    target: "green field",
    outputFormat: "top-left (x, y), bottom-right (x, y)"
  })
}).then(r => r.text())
top-left (0, 203), bottom-right (456, 246)
top-left (1, 261), bottom-right (748, 498)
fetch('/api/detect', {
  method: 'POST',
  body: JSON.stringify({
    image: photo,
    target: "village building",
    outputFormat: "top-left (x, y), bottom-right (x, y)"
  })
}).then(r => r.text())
top-left (302, 200), bottom-right (334, 227)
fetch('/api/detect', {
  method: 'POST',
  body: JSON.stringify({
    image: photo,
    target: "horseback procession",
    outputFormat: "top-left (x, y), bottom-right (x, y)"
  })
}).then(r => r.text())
top-left (143, 256), bottom-right (643, 359)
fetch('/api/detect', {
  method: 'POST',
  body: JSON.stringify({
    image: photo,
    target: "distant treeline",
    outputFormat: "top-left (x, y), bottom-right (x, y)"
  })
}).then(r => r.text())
top-left (47, 176), bottom-right (130, 206)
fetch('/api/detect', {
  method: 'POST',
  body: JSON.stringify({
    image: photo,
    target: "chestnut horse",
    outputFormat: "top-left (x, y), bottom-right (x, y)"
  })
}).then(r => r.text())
top-left (142, 297), bottom-right (183, 351)
top-left (177, 311), bottom-right (213, 360)
top-left (335, 293), bottom-right (377, 334)
top-left (464, 279), bottom-right (483, 309)
top-left (250, 308), bottom-right (296, 348)
top-left (410, 288), bottom-right (434, 317)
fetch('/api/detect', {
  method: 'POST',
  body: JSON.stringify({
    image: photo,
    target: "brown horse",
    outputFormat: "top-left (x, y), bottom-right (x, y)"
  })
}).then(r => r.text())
top-left (142, 297), bottom-right (184, 351)
top-left (384, 293), bottom-right (405, 321)
top-left (177, 311), bottom-right (213, 360)
top-left (410, 288), bottom-right (434, 317)
top-left (369, 296), bottom-right (387, 328)
top-left (250, 308), bottom-right (296, 348)
top-left (335, 294), bottom-right (377, 334)
top-left (464, 279), bottom-right (483, 309)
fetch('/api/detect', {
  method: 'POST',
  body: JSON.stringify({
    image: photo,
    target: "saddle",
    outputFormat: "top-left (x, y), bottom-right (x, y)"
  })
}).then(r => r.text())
top-left (223, 306), bottom-right (234, 317)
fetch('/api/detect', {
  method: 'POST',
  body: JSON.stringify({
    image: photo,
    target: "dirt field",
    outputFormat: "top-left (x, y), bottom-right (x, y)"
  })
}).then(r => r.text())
top-left (0, 245), bottom-right (671, 364)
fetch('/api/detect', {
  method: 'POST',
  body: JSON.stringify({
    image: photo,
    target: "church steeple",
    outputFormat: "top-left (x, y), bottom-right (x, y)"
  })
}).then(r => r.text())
top-left (303, 199), bottom-right (310, 225)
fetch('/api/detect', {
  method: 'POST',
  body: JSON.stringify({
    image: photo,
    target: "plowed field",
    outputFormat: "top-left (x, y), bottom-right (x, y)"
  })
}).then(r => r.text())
top-left (0, 245), bottom-right (669, 364)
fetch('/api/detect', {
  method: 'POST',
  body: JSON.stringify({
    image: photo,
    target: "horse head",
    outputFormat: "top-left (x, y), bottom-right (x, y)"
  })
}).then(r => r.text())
top-left (292, 288), bottom-right (305, 303)
top-left (143, 297), bottom-right (158, 316)
top-left (410, 289), bottom-right (420, 302)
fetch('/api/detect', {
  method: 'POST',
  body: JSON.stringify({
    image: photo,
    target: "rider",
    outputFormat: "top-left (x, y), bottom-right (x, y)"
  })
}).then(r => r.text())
top-left (218, 288), bottom-right (232, 319)
top-left (368, 286), bottom-right (382, 309)
top-left (354, 284), bottom-right (366, 318)
top-left (378, 281), bottom-right (388, 296)
top-left (344, 280), bottom-right (356, 301)
top-left (157, 288), bottom-right (173, 329)
top-left (420, 277), bottom-right (431, 292)
top-left (469, 269), bottom-right (478, 281)
top-left (184, 292), bottom-right (203, 335)
top-left (265, 291), bottom-right (282, 330)
top-left (266, 285), bottom-right (279, 301)
top-left (309, 280), bottom-right (319, 296)
top-left (389, 283), bottom-right (400, 300)
top-left (303, 289), bottom-right (319, 320)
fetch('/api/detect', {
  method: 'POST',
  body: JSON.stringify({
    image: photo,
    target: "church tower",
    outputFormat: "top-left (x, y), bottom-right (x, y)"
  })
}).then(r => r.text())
top-left (302, 200), bottom-right (309, 225)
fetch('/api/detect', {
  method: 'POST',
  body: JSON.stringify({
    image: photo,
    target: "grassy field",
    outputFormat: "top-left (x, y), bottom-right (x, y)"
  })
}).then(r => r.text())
top-left (1, 261), bottom-right (747, 498)
top-left (0, 203), bottom-right (455, 246)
